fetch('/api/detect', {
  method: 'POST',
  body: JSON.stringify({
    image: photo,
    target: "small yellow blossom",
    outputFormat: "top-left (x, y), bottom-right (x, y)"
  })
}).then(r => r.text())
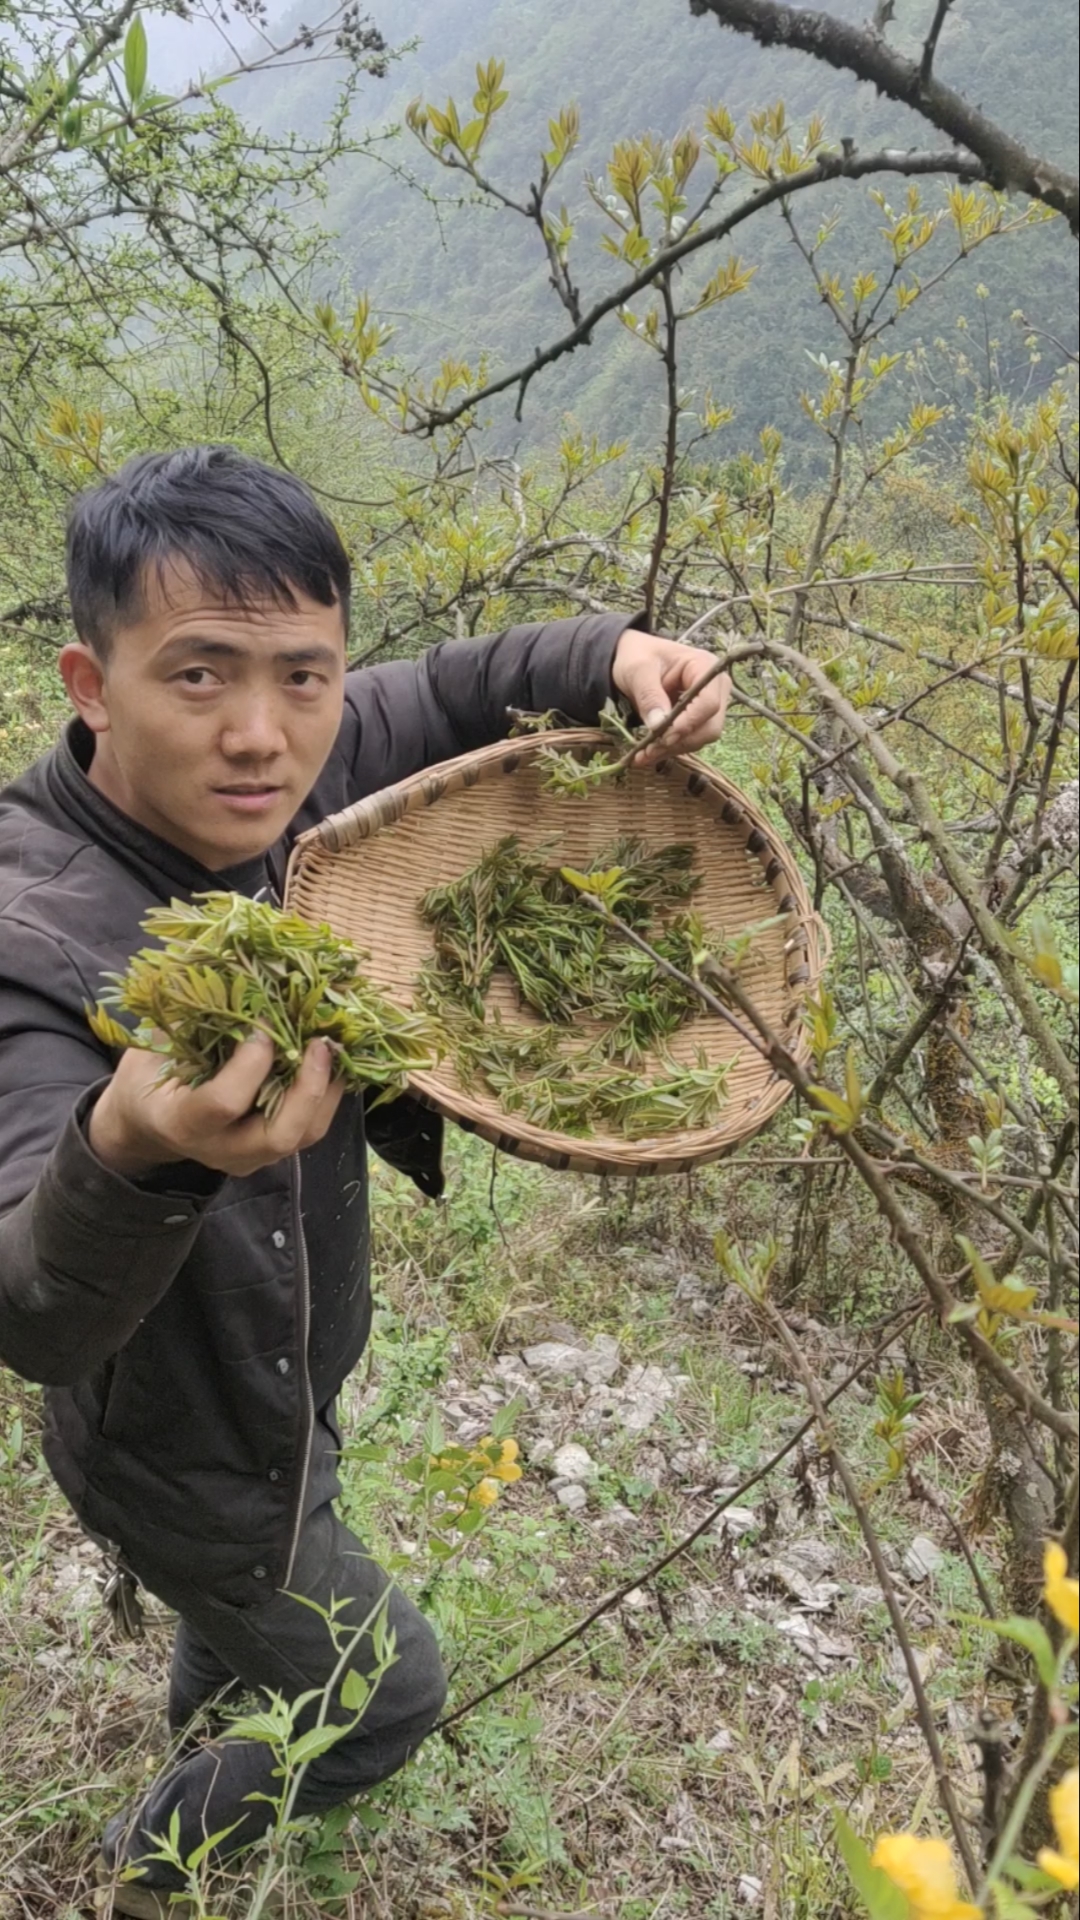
top-left (870, 1834), bottom-right (982, 1919)
top-left (1038, 1768), bottom-right (1079, 1890)
top-left (1043, 1542), bottom-right (1079, 1637)
top-left (468, 1477), bottom-right (501, 1509)
top-left (479, 1437), bottom-right (523, 1484)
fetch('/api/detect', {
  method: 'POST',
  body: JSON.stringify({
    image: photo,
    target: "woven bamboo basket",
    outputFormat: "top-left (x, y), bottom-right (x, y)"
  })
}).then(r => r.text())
top-left (285, 731), bottom-right (828, 1176)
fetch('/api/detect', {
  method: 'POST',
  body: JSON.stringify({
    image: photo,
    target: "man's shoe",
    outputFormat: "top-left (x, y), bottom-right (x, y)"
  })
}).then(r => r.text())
top-left (95, 1859), bottom-right (285, 1917)
top-left (94, 1863), bottom-right (192, 1917)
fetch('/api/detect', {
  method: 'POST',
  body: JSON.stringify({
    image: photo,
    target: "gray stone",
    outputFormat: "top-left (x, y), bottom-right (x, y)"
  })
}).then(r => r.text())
top-left (594, 1502), bottom-right (636, 1528)
top-left (556, 1482), bottom-right (588, 1513)
top-left (714, 1506), bottom-right (759, 1539)
top-left (550, 1442), bottom-right (597, 1483)
top-left (783, 1537), bottom-right (837, 1581)
top-left (617, 1362), bottom-right (677, 1434)
top-left (581, 1333), bottom-right (622, 1385)
top-left (903, 1535), bottom-right (943, 1582)
top-left (712, 1462), bottom-right (749, 1489)
top-left (522, 1340), bottom-right (589, 1378)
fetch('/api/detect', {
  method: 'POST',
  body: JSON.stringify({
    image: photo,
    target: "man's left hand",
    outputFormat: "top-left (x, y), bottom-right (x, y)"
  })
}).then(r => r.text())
top-left (611, 628), bottom-right (730, 763)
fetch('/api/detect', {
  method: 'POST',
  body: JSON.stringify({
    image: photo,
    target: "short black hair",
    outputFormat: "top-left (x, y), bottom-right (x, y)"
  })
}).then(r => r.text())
top-left (66, 446), bottom-right (351, 658)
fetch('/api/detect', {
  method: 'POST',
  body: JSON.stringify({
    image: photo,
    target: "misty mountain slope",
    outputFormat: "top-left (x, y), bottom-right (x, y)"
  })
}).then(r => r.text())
top-left (234, 0), bottom-right (1079, 458)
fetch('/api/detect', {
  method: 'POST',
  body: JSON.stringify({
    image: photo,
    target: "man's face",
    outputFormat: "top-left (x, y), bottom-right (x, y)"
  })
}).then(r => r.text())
top-left (61, 563), bottom-right (347, 870)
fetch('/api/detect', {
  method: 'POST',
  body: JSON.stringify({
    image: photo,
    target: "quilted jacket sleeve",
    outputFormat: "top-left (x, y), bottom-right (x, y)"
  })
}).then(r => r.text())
top-left (0, 934), bottom-right (214, 1385)
top-left (337, 612), bottom-right (631, 797)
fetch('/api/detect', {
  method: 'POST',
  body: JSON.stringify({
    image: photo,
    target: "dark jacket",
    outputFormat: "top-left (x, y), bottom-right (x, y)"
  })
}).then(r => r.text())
top-left (0, 614), bottom-right (627, 1602)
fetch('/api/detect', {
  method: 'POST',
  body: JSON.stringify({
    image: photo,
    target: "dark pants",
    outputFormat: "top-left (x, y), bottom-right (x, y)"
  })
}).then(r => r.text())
top-left (104, 1502), bottom-right (447, 1889)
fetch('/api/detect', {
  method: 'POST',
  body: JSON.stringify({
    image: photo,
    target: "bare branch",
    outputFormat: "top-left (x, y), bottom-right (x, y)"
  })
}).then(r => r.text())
top-left (920, 0), bottom-right (953, 88)
top-left (413, 147), bottom-right (986, 431)
top-left (687, 0), bottom-right (1079, 232)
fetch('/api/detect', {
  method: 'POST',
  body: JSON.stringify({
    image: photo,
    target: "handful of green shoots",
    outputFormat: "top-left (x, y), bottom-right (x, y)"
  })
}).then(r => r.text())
top-left (87, 892), bottom-right (438, 1121)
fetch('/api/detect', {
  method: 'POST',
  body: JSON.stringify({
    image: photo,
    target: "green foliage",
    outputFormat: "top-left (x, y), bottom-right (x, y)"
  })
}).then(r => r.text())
top-left (418, 833), bottom-right (743, 1136)
top-left (90, 892), bottom-right (438, 1116)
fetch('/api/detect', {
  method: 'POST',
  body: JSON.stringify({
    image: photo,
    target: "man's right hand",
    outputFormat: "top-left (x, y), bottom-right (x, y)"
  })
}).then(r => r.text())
top-left (88, 1032), bottom-right (347, 1180)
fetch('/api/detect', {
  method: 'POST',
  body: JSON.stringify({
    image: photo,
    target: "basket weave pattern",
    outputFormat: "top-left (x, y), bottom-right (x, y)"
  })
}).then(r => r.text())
top-left (285, 732), bottom-right (827, 1175)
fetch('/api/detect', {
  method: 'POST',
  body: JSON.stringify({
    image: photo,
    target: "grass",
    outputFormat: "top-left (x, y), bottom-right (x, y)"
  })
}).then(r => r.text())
top-left (0, 1120), bottom-right (1006, 1920)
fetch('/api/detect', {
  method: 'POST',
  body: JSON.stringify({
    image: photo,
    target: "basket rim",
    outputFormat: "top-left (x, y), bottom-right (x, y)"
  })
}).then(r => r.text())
top-left (285, 731), bottom-right (828, 1176)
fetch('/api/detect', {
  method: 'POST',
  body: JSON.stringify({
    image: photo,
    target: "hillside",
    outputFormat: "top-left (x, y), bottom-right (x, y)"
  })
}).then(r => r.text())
top-left (234, 0), bottom-right (1080, 461)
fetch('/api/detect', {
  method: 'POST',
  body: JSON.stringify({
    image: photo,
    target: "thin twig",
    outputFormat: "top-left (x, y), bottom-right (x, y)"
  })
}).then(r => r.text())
top-left (759, 1293), bottom-right (980, 1885)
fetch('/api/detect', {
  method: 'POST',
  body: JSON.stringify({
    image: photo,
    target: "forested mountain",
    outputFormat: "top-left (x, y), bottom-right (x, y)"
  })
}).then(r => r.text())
top-left (232, 0), bottom-right (1080, 461)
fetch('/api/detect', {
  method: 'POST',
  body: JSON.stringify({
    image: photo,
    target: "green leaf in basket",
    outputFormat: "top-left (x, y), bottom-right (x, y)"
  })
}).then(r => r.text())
top-left (418, 834), bottom-right (749, 1140)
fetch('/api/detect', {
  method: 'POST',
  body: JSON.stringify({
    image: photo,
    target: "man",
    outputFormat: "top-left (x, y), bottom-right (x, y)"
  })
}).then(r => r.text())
top-left (0, 446), bottom-right (729, 1915)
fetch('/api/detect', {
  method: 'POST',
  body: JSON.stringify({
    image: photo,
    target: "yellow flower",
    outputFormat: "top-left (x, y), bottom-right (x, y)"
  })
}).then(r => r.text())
top-left (1038, 1768), bottom-right (1079, 1890)
top-left (1043, 1542), bottom-right (1079, 1637)
top-left (429, 1451), bottom-right (463, 1475)
top-left (479, 1436), bottom-right (523, 1484)
top-left (467, 1477), bottom-right (500, 1509)
top-left (870, 1834), bottom-right (982, 1919)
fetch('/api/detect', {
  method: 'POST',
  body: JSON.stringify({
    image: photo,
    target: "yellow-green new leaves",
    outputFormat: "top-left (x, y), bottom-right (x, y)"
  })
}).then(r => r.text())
top-left (87, 892), bottom-right (439, 1120)
top-left (714, 1230), bottom-right (780, 1302)
top-left (545, 104), bottom-right (580, 177)
top-left (1019, 910), bottom-right (1079, 1003)
top-left (687, 255), bottom-right (757, 318)
top-left (810, 1045), bottom-right (864, 1133)
top-left (872, 1370), bottom-right (924, 1484)
top-left (85, 1004), bottom-right (134, 1053)
top-left (405, 60), bottom-right (509, 163)
top-left (122, 16), bottom-right (148, 109)
top-left (804, 988), bottom-right (840, 1070)
top-left (953, 1235), bottom-right (1037, 1335)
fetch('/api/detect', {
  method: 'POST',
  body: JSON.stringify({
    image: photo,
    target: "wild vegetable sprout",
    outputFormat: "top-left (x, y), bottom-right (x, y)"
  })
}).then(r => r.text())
top-left (87, 892), bottom-right (439, 1120)
top-left (419, 834), bottom-right (739, 1138)
top-left (87, 848), bottom-right (747, 1142)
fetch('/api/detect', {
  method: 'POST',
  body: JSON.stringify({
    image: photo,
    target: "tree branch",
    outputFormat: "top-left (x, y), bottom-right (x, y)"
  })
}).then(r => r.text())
top-left (413, 147), bottom-right (986, 431)
top-left (687, 0), bottom-right (1079, 233)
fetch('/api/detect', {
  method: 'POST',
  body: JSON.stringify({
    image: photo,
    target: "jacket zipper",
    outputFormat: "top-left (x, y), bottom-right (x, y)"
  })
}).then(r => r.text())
top-left (282, 1154), bottom-right (315, 1588)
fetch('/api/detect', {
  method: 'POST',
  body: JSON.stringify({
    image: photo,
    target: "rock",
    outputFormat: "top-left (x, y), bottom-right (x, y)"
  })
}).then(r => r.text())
top-left (705, 1726), bottom-right (734, 1752)
top-left (550, 1442), bottom-right (597, 1482)
top-left (522, 1340), bottom-right (590, 1378)
top-left (738, 1875), bottom-right (763, 1906)
top-left (582, 1334), bottom-right (621, 1385)
top-left (50, 1557), bottom-right (101, 1613)
top-left (670, 1443), bottom-right (710, 1480)
top-left (889, 1642), bottom-right (940, 1707)
top-left (714, 1506), bottom-right (759, 1539)
top-left (660, 1789), bottom-right (702, 1853)
top-left (622, 1586), bottom-right (650, 1609)
top-left (712, 1462), bottom-right (750, 1489)
top-left (556, 1483), bottom-right (588, 1513)
top-left (903, 1535), bottom-right (943, 1582)
top-left (527, 1437), bottom-right (554, 1465)
top-left (758, 1557), bottom-right (841, 1613)
top-left (594, 1503), bottom-right (635, 1528)
top-left (849, 1584), bottom-right (884, 1611)
top-left (783, 1537), bottom-right (837, 1581)
top-left (520, 1334), bottom-right (621, 1386)
top-left (617, 1362), bottom-right (677, 1434)
top-left (776, 1616), bottom-right (855, 1668)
